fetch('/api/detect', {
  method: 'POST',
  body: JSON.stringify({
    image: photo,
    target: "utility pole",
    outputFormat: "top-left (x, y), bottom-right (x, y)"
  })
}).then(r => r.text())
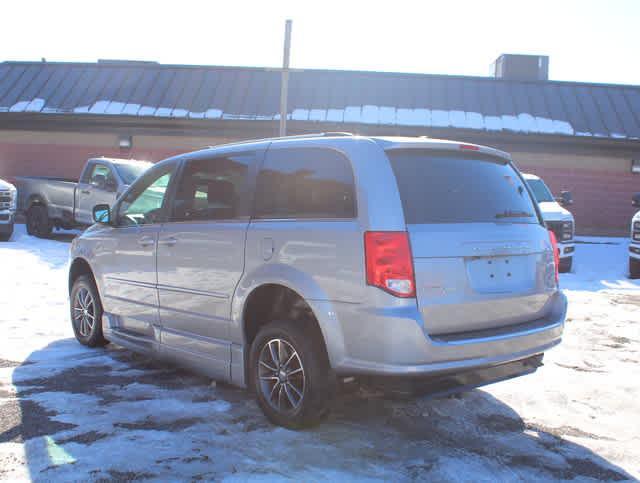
top-left (279, 19), bottom-right (292, 137)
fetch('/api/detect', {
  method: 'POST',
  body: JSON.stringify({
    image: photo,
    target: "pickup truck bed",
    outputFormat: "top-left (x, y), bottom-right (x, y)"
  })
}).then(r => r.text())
top-left (16, 176), bottom-right (78, 228)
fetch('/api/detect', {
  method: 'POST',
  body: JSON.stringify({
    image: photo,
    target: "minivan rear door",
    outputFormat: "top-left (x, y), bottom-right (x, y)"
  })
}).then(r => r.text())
top-left (386, 149), bottom-right (556, 336)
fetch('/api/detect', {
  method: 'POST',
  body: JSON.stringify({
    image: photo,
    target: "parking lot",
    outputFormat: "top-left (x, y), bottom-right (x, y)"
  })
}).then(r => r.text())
top-left (1, 224), bottom-right (639, 482)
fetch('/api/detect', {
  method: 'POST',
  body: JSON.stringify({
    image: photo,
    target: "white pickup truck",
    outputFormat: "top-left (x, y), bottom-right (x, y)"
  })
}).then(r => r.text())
top-left (16, 157), bottom-right (151, 238)
top-left (629, 193), bottom-right (640, 279)
top-left (523, 173), bottom-right (575, 273)
top-left (0, 178), bottom-right (17, 241)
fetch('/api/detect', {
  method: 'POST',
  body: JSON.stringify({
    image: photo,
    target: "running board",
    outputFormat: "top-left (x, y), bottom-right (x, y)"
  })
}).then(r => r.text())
top-left (104, 327), bottom-right (157, 354)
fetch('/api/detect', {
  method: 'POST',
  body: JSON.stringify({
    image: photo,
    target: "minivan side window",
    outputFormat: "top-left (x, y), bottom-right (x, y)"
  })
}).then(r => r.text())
top-left (170, 154), bottom-right (251, 222)
top-left (254, 148), bottom-right (356, 219)
top-left (117, 164), bottom-right (176, 226)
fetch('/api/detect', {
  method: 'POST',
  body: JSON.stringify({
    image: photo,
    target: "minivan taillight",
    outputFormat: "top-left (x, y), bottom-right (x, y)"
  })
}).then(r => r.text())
top-left (364, 231), bottom-right (416, 297)
top-left (549, 230), bottom-right (560, 284)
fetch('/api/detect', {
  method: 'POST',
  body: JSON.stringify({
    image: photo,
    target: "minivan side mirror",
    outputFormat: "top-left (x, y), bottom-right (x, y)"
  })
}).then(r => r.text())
top-left (93, 204), bottom-right (111, 224)
top-left (633, 193), bottom-right (640, 208)
top-left (556, 190), bottom-right (573, 206)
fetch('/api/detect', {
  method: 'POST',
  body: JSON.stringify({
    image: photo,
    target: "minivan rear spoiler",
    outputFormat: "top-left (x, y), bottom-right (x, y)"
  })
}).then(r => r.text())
top-left (373, 137), bottom-right (512, 162)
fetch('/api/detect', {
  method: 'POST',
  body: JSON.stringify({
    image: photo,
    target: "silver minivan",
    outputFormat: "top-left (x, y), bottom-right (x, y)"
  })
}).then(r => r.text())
top-left (69, 134), bottom-right (566, 428)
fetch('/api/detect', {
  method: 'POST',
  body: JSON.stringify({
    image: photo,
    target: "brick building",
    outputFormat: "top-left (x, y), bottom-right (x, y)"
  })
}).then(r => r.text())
top-left (0, 55), bottom-right (638, 234)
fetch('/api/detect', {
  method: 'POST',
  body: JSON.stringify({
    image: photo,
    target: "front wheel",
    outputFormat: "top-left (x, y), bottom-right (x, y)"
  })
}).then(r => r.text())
top-left (559, 256), bottom-right (573, 273)
top-left (250, 320), bottom-right (331, 429)
top-left (630, 258), bottom-right (640, 279)
top-left (70, 275), bottom-right (109, 347)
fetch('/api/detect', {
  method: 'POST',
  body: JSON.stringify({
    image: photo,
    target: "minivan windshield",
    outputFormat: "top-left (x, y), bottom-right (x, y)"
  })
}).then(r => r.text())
top-left (526, 178), bottom-right (555, 203)
top-left (114, 161), bottom-right (153, 185)
top-left (387, 150), bottom-right (540, 224)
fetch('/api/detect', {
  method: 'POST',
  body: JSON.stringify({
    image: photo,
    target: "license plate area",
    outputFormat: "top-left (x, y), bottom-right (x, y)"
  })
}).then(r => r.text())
top-left (466, 255), bottom-right (533, 293)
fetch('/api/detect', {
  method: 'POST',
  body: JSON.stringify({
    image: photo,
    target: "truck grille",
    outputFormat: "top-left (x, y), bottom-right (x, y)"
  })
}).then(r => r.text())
top-left (546, 220), bottom-right (573, 242)
top-left (0, 190), bottom-right (12, 210)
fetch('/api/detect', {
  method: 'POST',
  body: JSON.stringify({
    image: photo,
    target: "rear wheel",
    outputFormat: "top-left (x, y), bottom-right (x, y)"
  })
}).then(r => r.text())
top-left (630, 258), bottom-right (640, 279)
top-left (26, 205), bottom-right (52, 238)
top-left (70, 275), bottom-right (108, 347)
top-left (250, 320), bottom-right (331, 429)
top-left (559, 256), bottom-right (573, 273)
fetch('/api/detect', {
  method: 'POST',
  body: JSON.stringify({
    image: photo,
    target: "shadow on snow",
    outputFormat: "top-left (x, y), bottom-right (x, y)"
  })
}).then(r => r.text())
top-left (1, 338), bottom-right (634, 481)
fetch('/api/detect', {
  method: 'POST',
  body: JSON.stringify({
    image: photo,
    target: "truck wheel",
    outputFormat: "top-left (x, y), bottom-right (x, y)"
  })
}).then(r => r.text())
top-left (26, 205), bottom-right (52, 238)
top-left (630, 258), bottom-right (640, 279)
top-left (559, 257), bottom-right (573, 273)
top-left (250, 320), bottom-right (331, 429)
top-left (0, 223), bottom-right (13, 241)
top-left (70, 275), bottom-right (109, 347)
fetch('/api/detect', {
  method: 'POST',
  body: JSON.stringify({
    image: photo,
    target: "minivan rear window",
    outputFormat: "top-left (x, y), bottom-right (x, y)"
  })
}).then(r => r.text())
top-left (387, 150), bottom-right (540, 224)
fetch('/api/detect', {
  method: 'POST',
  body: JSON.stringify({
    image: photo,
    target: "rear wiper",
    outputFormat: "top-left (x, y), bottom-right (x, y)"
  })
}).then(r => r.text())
top-left (495, 210), bottom-right (534, 219)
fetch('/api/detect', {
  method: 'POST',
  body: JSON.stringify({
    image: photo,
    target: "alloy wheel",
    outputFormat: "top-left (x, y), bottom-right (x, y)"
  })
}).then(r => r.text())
top-left (73, 287), bottom-right (95, 337)
top-left (258, 338), bottom-right (305, 413)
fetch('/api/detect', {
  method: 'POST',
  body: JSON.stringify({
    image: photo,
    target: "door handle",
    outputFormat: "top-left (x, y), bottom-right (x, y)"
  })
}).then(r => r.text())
top-left (159, 236), bottom-right (177, 247)
top-left (81, 190), bottom-right (91, 195)
top-left (137, 236), bottom-right (155, 247)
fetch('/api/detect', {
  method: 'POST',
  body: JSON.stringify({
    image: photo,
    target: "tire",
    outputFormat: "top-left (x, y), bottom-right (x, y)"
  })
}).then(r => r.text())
top-left (0, 223), bottom-right (12, 241)
top-left (559, 257), bottom-right (573, 273)
top-left (630, 258), bottom-right (640, 279)
top-left (26, 205), bottom-right (52, 238)
top-left (250, 320), bottom-right (331, 429)
top-left (70, 275), bottom-right (109, 347)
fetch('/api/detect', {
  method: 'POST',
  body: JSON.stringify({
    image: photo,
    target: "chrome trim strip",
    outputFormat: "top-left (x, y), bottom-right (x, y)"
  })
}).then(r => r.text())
top-left (158, 304), bottom-right (227, 321)
top-left (156, 283), bottom-right (227, 299)
top-left (104, 276), bottom-right (156, 289)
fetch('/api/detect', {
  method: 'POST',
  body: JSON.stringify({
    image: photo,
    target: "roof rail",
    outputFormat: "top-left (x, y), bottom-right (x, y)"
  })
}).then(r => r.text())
top-left (202, 132), bottom-right (354, 150)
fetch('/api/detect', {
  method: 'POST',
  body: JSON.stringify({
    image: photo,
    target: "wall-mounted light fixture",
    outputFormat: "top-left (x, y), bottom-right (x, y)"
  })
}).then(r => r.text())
top-left (632, 159), bottom-right (640, 174)
top-left (119, 135), bottom-right (132, 149)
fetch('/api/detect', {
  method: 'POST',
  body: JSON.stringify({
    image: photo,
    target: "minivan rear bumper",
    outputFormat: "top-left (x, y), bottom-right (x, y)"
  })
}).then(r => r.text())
top-left (322, 290), bottom-right (566, 377)
top-left (360, 353), bottom-right (544, 398)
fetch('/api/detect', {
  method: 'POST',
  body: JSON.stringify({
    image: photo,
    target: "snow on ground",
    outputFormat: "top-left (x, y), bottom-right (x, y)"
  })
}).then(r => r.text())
top-left (0, 224), bottom-right (639, 482)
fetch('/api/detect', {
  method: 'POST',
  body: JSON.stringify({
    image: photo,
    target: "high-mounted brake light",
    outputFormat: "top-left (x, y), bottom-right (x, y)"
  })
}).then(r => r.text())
top-left (459, 144), bottom-right (480, 151)
top-left (548, 230), bottom-right (560, 284)
top-left (364, 231), bottom-right (416, 298)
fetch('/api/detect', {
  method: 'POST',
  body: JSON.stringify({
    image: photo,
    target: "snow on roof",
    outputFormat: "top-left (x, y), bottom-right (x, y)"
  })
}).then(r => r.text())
top-left (1, 61), bottom-right (639, 141)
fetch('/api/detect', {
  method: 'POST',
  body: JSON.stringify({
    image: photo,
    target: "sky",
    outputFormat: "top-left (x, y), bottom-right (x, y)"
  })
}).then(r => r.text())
top-left (2, 0), bottom-right (639, 85)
